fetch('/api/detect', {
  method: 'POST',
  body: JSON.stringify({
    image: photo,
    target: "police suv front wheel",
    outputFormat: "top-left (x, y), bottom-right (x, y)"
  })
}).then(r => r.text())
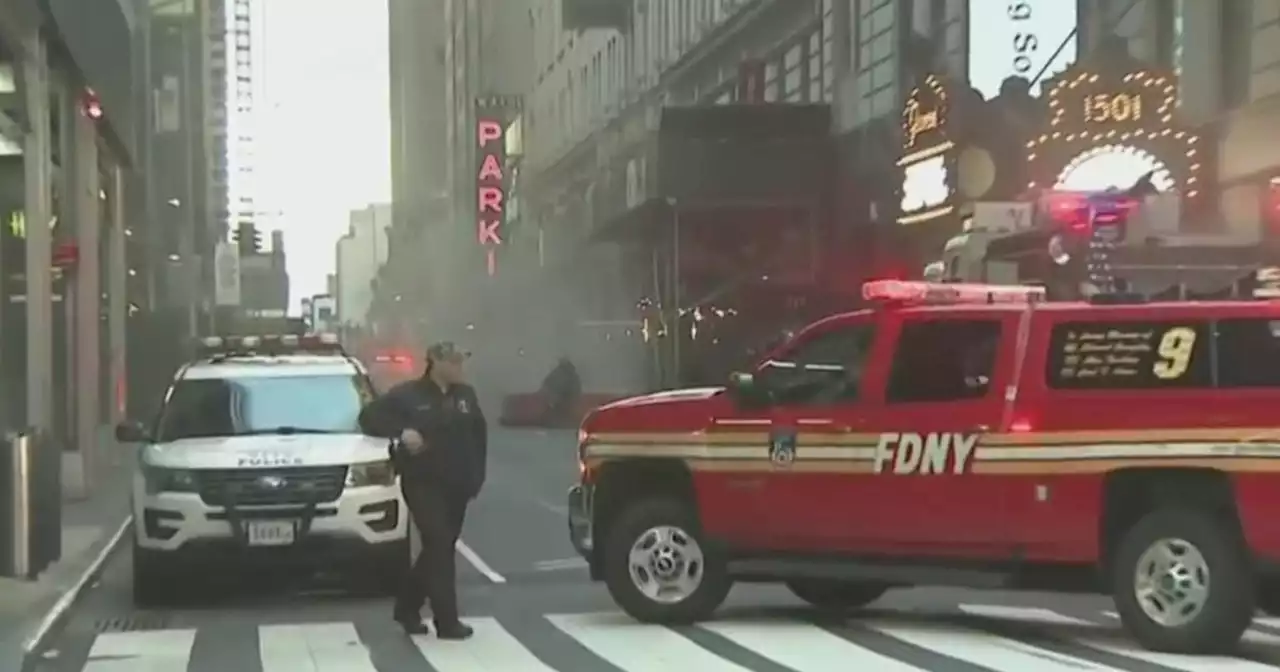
top-left (1111, 508), bottom-right (1253, 654)
top-left (602, 498), bottom-right (731, 624)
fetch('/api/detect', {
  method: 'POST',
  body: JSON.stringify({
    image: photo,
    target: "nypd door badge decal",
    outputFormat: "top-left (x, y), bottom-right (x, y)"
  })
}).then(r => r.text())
top-left (769, 429), bottom-right (797, 467)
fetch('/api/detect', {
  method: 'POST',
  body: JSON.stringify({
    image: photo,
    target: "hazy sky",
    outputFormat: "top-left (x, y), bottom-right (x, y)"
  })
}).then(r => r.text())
top-left (255, 0), bottom-right (390, 307)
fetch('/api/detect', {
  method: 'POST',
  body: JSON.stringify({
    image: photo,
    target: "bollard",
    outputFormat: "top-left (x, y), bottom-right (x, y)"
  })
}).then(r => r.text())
top-left (0, 429), bottom-right (60, 579)
top-left (0, 430), bottom-right (31, 578)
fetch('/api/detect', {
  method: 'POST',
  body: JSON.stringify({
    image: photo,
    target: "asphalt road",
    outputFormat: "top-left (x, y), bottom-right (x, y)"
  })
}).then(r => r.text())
top-left (30, 428), bottom-right (1280, 671)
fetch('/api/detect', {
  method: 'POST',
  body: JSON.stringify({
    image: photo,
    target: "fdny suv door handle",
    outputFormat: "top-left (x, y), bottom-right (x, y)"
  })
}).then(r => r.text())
top-left (969, 424), bottom-right (990, 433)
top-left (727, 477), bottom-right (766, 490)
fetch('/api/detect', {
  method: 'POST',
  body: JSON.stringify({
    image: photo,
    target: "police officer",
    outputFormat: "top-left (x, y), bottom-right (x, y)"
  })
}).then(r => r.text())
top-left (358, 341), bottom-right (486, 639)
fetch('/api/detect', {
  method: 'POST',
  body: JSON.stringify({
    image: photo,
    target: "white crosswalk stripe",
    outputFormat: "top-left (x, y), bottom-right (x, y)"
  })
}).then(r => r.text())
top-left (52, 606), bottom-right (1280, 672)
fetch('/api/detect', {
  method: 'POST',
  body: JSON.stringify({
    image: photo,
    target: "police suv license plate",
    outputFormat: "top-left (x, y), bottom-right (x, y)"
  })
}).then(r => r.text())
top-left (247, 521), bottom-right (295, 546)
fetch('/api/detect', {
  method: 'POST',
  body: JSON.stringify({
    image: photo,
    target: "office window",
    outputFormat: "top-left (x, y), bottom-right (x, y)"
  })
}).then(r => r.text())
top-left (1253, 0), bottom-right (1280, 101)
top-left (1222, 0), bottom-right (1253, 107)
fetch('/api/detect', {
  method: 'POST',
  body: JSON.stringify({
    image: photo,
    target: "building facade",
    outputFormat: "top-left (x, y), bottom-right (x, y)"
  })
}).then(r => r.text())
top-left (335, 203), bottom-right (391, 327)
top-left (510, 0), bottom-right (1280, 390)
top-left (0, 0), bottom-right (136, 499)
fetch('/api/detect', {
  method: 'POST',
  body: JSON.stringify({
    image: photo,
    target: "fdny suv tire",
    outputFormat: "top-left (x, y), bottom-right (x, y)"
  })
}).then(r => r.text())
top-left (1111, 508), bottom-right (1253, 654)
top-left (785, 579), bottom-right (889, 610)
top-left (602, 498), bottom-right (731, 624)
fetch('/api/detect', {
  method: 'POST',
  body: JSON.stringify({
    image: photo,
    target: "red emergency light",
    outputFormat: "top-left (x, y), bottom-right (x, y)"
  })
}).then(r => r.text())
top-left (862, 280), bottom-right (1045, 306)
top-left (373, 351), bottom-right (413, 365)
top-left (1041, 191), bottom-right (1139, 233)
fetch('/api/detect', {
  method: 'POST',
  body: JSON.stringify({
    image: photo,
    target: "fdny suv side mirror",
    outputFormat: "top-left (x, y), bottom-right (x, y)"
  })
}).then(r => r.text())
top-left (115, 421), bottom-right (151, 444)
top-left (727, 372), bottom-right (771, 408)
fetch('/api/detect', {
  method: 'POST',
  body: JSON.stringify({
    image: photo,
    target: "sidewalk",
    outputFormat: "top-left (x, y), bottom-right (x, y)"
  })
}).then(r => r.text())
top-left (0, 426), bottom-right (134, 671)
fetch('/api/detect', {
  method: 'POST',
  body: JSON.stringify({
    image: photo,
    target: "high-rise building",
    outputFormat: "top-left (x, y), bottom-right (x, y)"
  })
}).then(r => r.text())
top-left (335, 203), bottom-right (392, 328)
top-left (376, 0), bottom-right (533, 335)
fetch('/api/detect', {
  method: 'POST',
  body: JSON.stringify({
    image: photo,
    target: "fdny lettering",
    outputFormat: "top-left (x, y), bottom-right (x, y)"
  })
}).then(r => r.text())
top-left (872, 432), bottom-right (978, 474)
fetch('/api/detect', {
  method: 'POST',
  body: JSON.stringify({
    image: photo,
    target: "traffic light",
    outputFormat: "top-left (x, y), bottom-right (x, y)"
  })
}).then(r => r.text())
top-left (231, 222), bottom-right (262, 255)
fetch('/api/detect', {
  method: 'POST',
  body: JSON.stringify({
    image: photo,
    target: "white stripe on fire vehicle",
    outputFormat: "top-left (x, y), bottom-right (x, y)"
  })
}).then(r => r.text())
top-left (975, 442), bottom-right (1280, 461)
top-left (585, 441), bottom-right (1280, 463)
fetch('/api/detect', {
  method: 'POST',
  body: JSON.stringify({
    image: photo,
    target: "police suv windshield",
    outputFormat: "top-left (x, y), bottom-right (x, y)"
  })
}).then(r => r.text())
top-left (154, 374), bottom-right (365, 442)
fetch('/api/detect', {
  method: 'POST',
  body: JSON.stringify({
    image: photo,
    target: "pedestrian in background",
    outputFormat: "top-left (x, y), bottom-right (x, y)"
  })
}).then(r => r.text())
top-left (357, 341), bottom-right (487, 640)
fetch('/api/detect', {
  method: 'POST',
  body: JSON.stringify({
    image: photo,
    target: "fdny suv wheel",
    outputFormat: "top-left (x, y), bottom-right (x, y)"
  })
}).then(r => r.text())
top-left (602, 498), bottom-right (731, 624)
top-left (1111, 508), bottom-right (1253, 654)
top-left (785, 579), bottom-right (889, 610)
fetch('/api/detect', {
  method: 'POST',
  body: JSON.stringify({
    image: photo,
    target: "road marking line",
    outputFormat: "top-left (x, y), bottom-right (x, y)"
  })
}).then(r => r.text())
top-left (701, 619), bottom-right (926, 670)
top-left (533, 557), bottom-right (588, 571)
top-left (457, 539), bottom-right (507, 583)
top-left (548, 613), bottom-right (751, 671)
top-left (963, 604), bottom-right (1276, 671)
top-left (870, 619), bottom-right (1127, 671)
top-left (535, 499), bottom-right (568, 514)
top-left (83, 628), bottom-right (195, 672)
top-left (259, 622), bottom-right (376, 672)
top-left (410, 617), bottom-right (555, 670)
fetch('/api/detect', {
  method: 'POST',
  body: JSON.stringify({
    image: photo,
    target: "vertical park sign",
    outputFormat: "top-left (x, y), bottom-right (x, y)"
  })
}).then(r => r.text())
top-left (474, 95), bottom-right (521, 276)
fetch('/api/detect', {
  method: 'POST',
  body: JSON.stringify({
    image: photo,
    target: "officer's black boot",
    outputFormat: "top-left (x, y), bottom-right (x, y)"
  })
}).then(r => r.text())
top-left (434, 621), bottom-right (474, 640)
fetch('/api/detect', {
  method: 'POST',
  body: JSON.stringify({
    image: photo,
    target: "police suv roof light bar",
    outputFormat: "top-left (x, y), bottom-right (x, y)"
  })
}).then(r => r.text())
top-left (862, 280), bottom-right (1045, 306)
top-left (197, 333), bottom-right (343, 358)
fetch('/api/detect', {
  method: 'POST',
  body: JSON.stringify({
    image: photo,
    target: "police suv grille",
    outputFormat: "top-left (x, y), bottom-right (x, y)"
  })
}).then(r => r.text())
top-left (197, 466), bottom-right (347, 507)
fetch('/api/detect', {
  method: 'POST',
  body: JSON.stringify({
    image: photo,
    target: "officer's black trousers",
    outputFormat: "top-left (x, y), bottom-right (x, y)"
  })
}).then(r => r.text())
top-left (395, 477), bottom-right (467, 626)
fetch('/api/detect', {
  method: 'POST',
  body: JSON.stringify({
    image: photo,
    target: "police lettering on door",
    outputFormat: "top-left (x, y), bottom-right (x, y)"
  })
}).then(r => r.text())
top-left (873, 432), bottom-right (978, 474)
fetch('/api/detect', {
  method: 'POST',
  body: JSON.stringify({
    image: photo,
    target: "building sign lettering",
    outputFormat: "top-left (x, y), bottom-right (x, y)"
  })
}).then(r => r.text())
top-left (474, 96), bottom-right (521, 276)
top-left (968, 0), bottom-right (1077, 99)
top-left (1083, 92), bottom-right (1144, 124)
top-left (904, 100), bottom-right (939, 148)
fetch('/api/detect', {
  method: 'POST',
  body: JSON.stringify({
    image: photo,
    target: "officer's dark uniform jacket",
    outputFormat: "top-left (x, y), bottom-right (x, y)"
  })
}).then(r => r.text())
top-left (358, 379), bottom-right (487, 498)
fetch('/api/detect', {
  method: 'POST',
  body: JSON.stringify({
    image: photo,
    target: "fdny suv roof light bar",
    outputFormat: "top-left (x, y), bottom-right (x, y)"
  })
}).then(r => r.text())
top-left (196, 333), bottom-right (344, 358)
top-left (863, 280), bottom-right (1045, 306)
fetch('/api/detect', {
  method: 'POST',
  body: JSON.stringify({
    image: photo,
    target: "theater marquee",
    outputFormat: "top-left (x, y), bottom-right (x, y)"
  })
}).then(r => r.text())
top-left (1026, 65), bottom-right (1200, 201)
top-left (897, 75), bottom-right (957, 225)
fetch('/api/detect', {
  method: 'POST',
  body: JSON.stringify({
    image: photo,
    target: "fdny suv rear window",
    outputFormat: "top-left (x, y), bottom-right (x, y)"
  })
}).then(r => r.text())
top-left (1045, 320), bottom-right (1211, 389)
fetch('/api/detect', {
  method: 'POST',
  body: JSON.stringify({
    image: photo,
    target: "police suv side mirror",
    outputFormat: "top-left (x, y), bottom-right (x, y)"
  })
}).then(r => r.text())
top-left (114, 420), bottom-right (151, 444)
top-left (727, 372), bottom-right (770, 408)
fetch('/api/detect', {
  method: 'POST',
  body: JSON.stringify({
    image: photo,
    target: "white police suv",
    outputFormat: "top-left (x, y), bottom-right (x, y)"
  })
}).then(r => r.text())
top-left (116, 333), bottom-right (408, 606)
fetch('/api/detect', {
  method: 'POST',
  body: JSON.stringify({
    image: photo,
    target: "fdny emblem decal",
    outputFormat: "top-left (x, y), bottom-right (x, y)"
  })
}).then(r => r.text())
top-left (769, 430), bottom-right (797, 467)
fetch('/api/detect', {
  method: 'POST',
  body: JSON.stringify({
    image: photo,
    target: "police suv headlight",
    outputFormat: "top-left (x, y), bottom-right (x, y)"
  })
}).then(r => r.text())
top-left (143, 467), bottom-right (199, 494)
top-left (346, 460), bottom-right (395, 487)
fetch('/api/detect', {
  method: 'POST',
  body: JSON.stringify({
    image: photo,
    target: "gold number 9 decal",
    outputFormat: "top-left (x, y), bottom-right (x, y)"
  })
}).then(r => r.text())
top-left (1153, 327), bottom-right (1196, 379)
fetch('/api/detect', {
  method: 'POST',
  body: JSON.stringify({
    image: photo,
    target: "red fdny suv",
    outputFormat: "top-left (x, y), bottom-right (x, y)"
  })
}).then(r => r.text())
top-left (566, 280), bottom-right (1280, 655)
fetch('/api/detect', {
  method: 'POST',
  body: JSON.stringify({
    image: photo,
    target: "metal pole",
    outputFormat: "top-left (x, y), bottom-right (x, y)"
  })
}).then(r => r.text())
top-left (22, 32), bottom-right (53, 434)
top-left (72, 95), bottom-right (101, 496)
top-left (181, 16), bottom-right (199, 338)
top-left (669, 199), bottom-right (681, 387)
top-left (109, 167), bottom-right (127, 423)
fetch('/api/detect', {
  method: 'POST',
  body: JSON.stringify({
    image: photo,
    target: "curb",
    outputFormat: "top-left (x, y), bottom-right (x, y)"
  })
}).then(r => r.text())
top-left (19, 515), bottom-right (132, 671)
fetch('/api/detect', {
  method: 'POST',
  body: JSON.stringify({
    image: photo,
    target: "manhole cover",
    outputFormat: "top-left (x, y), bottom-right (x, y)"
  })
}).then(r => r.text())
top-left (94, 615), bottom-right (170, 633)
